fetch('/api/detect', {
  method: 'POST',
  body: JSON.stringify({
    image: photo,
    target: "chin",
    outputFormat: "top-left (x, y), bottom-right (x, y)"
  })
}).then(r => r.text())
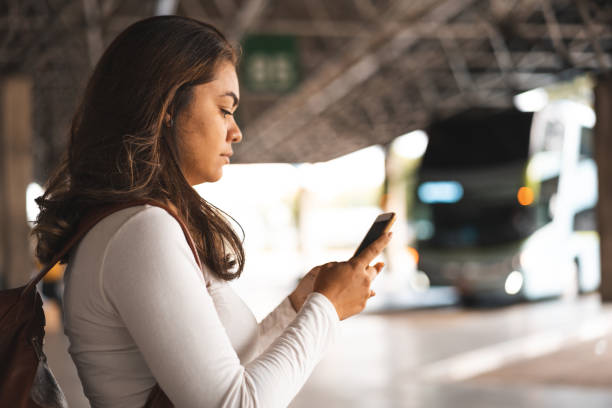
top-left (188, 164), bottom-right (225, 185)
top-left (207, 169), bottom-right (224, 183)
top-left (189, 172), bottom-right (222, 186)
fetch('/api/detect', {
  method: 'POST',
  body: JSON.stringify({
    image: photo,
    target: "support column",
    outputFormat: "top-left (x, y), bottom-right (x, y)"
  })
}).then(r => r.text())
top-left (0, 76), bottom-right (33, 289)
top-left (595, 72), bottom-right (612, 301)
top-left (383, 145), bottom-right (414, 292)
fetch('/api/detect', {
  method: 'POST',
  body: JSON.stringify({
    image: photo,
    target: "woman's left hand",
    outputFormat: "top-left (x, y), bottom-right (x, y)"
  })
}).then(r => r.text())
top-left (288, 265), bottom-right (323, 312)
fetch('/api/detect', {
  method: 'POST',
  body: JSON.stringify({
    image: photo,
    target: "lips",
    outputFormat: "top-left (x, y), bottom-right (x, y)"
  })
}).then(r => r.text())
top-left (221, 152), bottom-right (232, 163)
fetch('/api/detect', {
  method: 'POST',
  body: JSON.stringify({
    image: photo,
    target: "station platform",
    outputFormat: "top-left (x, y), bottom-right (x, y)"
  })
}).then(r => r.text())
top-left (43, 293), bottom-right (612, 407)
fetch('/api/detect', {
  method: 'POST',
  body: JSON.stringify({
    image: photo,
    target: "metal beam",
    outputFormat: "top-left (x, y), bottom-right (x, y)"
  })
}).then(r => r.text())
top-left (213, 0), bottom-right (235, 19)
top-left (19, 0), bottom-right (83, 71)
top-left (438, 35), bottom-right (476, 96)
top-left (541, 0), bottom-right (574, 67)
top-left (577, 0), bottom-right (611, 70)
top-left (226, 0), bottom-right (270, 42)
top-left (81, 0), bottom-right (104, 68)
top-left (237, 0), bottom-right (478, 161)
top-left (353, 0), bottom-right (379, 20)
top-left (206, 20), bottom-right (612, 40)
top-left (155, 0), bottom-right (179, 16)
top-left (178, 0), bottom-right (209, 21)
top-left (101, 0), bottom-right (118, 18)
top-left (482, 19), bottom-right (518, 90)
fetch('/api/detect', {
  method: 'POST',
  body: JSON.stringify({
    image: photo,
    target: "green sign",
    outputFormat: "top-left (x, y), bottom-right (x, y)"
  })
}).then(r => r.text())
top-left (241, 35), bottom-right (299, 93)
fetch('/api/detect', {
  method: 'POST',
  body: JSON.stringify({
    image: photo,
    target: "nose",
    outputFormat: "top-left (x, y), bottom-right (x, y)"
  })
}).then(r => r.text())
top-left (228, 118), bottom-right (242, 144)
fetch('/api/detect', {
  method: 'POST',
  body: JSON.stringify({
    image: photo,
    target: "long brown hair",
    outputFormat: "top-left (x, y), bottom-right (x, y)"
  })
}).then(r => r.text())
top-left (33, 16), bottom-right (245, 280)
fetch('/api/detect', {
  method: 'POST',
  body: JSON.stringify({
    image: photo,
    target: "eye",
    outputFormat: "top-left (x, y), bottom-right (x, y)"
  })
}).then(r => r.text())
top-left (220, 108), bottom-right (233, 118)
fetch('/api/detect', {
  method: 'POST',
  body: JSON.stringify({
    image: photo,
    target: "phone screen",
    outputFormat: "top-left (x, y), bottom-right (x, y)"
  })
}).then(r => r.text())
top-left (353, 213), bottom-right (395, 257)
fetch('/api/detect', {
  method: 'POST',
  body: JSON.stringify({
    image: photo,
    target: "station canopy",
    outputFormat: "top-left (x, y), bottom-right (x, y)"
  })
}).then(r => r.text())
top-left (2, 0), bottom-right (611, 176)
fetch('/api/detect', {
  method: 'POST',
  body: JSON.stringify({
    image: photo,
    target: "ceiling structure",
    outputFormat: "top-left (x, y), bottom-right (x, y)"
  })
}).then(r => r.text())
top-left (1, 0), bottom-right (612, 179)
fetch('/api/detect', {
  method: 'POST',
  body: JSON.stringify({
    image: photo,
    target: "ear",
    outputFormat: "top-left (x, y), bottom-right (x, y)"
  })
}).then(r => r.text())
top-left (164, 112), bottom-right (173, 128)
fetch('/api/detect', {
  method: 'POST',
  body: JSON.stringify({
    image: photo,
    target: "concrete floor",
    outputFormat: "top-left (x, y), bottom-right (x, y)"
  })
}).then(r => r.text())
top-left (43, 294), bottom-right (612, 407)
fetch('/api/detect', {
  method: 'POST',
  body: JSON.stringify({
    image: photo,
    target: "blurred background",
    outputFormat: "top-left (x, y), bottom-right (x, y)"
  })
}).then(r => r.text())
top-left (2, 0), bottom-right (612, 407)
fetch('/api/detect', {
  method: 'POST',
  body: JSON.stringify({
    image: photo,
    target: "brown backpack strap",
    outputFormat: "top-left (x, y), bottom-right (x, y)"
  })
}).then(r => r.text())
top-left (22, 199), bottom-right (202, 297)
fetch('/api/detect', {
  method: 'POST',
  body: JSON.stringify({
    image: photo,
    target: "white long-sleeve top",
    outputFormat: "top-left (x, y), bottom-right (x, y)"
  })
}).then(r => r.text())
top-left (63, 205), bottom-right (339, 408)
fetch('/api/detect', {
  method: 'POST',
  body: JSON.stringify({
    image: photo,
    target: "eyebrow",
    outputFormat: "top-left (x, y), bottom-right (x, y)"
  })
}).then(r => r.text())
top-left (220, 92), bottom-right (239, 107)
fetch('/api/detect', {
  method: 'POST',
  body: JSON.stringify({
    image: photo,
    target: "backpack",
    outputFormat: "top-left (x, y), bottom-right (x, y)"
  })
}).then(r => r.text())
top-left (0, 200), bottom-right (201, 407)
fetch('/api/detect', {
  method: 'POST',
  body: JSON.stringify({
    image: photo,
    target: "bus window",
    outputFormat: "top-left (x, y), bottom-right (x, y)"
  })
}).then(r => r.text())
top-left (574, 207), bottom-right (597, 232)
top-left (536, 175), bottom-right (559, 227)
top-left (579, 127), bottom-right (594, 159)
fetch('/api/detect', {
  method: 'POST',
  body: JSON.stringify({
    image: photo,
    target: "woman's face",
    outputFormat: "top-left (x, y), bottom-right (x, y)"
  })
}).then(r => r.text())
top-left (174, 61), bottom-right (242, 185)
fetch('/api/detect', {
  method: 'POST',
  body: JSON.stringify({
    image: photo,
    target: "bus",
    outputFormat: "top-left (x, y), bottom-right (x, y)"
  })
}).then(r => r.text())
top-left (413, 101), bottom-right (598, 304)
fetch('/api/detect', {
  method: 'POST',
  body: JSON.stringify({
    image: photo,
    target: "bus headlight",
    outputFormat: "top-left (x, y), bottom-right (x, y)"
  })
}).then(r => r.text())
top-left (505, 271), bottom-right (524, 295)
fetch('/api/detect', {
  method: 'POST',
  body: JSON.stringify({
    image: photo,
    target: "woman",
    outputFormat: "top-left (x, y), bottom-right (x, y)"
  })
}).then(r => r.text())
top-left (33, 16), bottom-right (390, 407)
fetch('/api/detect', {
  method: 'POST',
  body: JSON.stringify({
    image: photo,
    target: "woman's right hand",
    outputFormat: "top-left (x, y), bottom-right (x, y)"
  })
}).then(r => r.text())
top-left (313, 231), bottom-right (392, 320)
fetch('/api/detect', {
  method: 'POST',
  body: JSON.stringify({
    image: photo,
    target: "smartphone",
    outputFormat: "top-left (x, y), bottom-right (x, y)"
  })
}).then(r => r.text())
top-left (353, 212), bottom-right (396, 257)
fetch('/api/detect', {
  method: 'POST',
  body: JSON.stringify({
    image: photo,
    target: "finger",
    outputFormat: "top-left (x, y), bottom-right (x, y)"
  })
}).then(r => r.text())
top-left (351, 231), bottom-right (392, 267)
top-left (368, 289), bottom-right (376, 298)
top-left (365, 265), bottom-right (378, 280)
top-left (365, 263), bottom-right (385, 281)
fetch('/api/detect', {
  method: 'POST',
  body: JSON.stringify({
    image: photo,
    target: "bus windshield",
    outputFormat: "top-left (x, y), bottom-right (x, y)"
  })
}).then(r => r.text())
top-left (414, 109), bottom-right (535, 249)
